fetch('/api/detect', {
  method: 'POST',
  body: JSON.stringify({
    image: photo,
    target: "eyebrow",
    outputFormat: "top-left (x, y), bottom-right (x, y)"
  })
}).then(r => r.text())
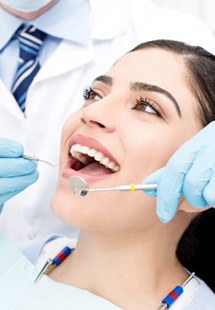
top-left (93, 75), bottom-right (112, 86)
top-left (93, 75), bottom-right (182, 117)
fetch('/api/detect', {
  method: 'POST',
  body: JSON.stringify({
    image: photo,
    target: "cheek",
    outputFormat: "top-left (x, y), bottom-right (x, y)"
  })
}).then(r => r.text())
top-left (60, 110), bottom-right (83, 149)
top-left (124, 132), bottom-right (183, 180)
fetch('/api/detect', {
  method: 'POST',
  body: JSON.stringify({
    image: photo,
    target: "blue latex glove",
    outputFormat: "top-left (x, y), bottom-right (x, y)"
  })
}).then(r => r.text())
top-left (142, 121), bottom-right (215, 223)
top-left (0, 137), bottom-right (39, 212)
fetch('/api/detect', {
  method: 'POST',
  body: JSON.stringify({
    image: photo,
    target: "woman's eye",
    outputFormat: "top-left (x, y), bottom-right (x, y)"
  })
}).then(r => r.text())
top-left (132, 98), bottom-right (161, 117)
top-left (83, 87), bottom-right (102, 102)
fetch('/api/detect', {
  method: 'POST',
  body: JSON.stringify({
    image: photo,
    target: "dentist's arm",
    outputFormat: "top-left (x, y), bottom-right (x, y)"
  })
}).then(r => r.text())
top-left (0, 137), bottom-right (39, 212)
top-left (142, 122), bottom-right (215, 223)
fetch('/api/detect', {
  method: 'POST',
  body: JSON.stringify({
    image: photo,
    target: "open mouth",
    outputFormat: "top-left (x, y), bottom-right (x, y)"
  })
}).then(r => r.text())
top-left (69, 144), bottom-right (120, 176)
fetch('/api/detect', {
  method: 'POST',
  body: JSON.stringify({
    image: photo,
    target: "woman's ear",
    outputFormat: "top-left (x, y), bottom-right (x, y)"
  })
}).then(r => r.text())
top-left (178, 197), bottom-right (211, 214)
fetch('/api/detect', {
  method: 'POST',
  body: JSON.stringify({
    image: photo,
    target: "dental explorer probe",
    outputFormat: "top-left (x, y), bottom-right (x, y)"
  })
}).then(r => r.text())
top-left (69, 176), bottom-right (157, 197)
top-left (22, 154), bottom-right (71, 167)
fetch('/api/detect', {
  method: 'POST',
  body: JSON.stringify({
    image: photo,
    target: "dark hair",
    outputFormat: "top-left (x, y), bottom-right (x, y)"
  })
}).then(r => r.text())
top-left (130, 40), bottom-right (215, 292)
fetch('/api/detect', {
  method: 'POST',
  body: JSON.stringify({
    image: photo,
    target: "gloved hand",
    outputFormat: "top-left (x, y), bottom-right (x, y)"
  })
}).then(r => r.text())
top-left (0, 137), bottom-right (39, 212)
top-left (142, 121), bottom-right (215, 223)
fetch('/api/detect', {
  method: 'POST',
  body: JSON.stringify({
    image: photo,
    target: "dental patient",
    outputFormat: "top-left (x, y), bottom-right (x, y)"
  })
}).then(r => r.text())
top-left (0, 39), bottom-right (215, 309)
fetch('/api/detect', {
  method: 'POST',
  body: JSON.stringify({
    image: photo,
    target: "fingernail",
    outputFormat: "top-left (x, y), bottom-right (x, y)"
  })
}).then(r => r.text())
top-left (158, 214), bottom-right (171, 223)
top-left (143, 190), bottom-right (157, 197)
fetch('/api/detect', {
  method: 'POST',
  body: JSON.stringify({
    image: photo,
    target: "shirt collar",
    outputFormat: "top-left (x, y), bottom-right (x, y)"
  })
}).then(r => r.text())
top-left (0, 0), bottom-right (90, 51)
top-left (0, 8), bottom-right (21, 50)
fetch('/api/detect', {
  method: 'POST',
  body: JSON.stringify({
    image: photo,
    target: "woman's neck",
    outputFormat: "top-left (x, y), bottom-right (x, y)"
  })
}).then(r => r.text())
top-left (50, 216), bottom-right (191, 309)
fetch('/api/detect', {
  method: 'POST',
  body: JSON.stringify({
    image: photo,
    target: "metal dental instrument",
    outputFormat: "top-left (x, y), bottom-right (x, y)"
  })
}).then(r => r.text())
top-left (69, 176), bottom-right (157, 197)
top-left (22, 154), bottom-right (71, 167)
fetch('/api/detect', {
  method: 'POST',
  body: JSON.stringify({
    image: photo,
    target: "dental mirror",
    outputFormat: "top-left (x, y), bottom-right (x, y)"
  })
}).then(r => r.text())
top-left (68, 176), bottom-right (157, 197)
top-left (68, 176), bottom-right (89, 196)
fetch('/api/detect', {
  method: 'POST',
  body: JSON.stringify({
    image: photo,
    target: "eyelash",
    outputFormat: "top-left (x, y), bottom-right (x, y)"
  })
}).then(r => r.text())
top-left (83, 87), bottom-right (162, 117)
top-left (132, 97), bottom-right (162, 117)
top-left (83, 87), bottom-right (101, 101)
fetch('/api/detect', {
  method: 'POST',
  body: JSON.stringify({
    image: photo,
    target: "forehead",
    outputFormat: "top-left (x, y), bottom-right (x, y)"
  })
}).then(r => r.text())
top-left (108, 48), bottom-right (187, 88)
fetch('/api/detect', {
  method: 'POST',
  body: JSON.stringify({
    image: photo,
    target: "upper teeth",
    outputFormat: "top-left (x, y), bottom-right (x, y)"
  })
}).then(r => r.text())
top-left (70, 144), bottom-right (120, 172)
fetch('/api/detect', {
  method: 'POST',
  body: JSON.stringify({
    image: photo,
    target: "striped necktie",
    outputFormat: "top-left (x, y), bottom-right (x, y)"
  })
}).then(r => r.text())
top-left (11, 25), bottom-right (47, 112)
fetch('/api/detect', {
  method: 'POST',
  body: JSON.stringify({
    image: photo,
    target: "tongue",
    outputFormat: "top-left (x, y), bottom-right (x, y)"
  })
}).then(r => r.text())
top-left (80, 162), bottom-right (112, 176)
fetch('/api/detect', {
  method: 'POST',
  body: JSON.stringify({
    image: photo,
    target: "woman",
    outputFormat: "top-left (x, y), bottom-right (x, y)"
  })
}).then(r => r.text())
top-left (0, 40), bottom-right (215, 309)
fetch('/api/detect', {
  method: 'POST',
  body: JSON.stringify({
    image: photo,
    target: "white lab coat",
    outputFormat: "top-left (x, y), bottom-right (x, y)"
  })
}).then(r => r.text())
top-left (1, 0), bottom-right (215, 245)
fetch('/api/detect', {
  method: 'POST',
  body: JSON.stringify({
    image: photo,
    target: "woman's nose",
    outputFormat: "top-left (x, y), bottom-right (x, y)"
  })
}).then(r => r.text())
top-left (80, 100), bottom-right (115, 132)
top-left (81, 117), bottom-right (106, 129)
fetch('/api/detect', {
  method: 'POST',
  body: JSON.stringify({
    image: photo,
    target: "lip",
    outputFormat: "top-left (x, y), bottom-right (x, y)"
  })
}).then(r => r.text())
top-left (62, 133), bottom-right (119, 185)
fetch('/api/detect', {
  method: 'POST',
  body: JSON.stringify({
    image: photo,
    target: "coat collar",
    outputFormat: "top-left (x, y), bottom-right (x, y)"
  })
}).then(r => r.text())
top-left (35, 0), bottom-right (127, 82)
top-left (89, 0), bottom-right (125, 40)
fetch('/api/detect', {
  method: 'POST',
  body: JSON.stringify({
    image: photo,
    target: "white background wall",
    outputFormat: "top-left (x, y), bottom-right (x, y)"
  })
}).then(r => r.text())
top-left (152, 0), bottom-right (215, 33)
